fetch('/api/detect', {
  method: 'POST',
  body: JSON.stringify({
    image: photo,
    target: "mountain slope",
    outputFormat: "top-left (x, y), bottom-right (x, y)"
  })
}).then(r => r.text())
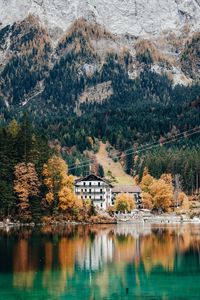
top-left (0, 16), bottom-right (199, 114)
top-left (0, 11), bottom-right (199, 191)
top-left (0, 15), bottom-right (52, 107)
top-left (95, 142), bottom-right (133, 184)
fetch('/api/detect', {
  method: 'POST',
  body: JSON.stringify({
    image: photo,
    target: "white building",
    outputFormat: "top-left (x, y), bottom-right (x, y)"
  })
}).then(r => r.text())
top-left (76, 232), bottom-right (113, 271)
top-left (74, 174), bottom-right (142, 210)
top-left (74, 174), bottom-right (113, 210)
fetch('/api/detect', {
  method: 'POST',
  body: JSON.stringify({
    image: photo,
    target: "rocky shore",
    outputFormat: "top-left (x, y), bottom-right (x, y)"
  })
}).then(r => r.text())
top-left (1, 213), bottom-right (200, 228)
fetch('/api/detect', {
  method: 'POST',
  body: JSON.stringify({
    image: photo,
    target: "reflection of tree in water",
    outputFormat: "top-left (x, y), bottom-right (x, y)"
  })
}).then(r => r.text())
top-left (13, 238), bottom-right (37, 288)
top-left (140, 229), bottom-right (176, 273)
top-left (42, 235), bottom-right (87, 298)
top-left (2, 224), bottom-right (200, 298)
top-left (114, 233), bottom-right (136, 263)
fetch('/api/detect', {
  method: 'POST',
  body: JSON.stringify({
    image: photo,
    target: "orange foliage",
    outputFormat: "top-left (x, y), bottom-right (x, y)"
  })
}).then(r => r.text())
top-left (140, 169), bottom-right (154, 193)
top-left (58, 187), bottom-right (81, 211)
top-left (14, 162), bottom-right (40, 218)
top-left (13, 239), bottom-right (36, 288)
top-left (115, 193), bottom-right (136, 212)
top-left (141, 232), bottom-right (175, 273)
top-left (141, 192), bottom-right (153, 210)
top-left (42, 155), bottom-right (76, 210)
top-left (150, 179), bottom-right (173, 212)
top-left (160, 173), bottom-right (173, 185)
top-left (176, 192), bottom-right (190, 212)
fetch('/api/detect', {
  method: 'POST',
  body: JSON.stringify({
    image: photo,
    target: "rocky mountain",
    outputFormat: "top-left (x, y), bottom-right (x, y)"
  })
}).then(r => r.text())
top-left (0, 13), bottom-right (200, 110)
top-left (1, 0), bottom-right (200, 39)
top-left (0, 1), bottom-right (199, 184)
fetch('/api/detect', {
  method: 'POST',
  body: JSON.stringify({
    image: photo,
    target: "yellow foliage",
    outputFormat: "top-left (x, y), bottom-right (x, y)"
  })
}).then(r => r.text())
top-left (140, 172), bottom-right (154, 193)
top-left (58, 187), bottom-right (81, 212)
top-left (61, 175), bottom-right (74, 190)
top-left (43, 155), bottom-right (75, 208)
top-left (14, 163), bottom-right (40, 216)
top-left (45, 192), bottom-right (54, 205)
top-left (115, 193), bottom-right (136, 213)
top-left (75, 197), bottom-right (83, 209)
top-left (7, 119), bottom-right (20, 138)
top-left (178, 192), bottom-right (190, 210)
top-left (142, 192), bottom-right (153, 210)
top-left (160, 173), bottom-right (173, 185)
top-left (150, 179), bottom-right (173, 212)
top-left (139, 170), bottom-right (176, 212)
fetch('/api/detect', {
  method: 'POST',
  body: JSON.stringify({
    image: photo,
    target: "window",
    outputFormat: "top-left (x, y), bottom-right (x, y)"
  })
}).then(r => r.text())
top-left (100, 196), bottom-right (103, 200)
top-left (98, 182), bottom-right (100, 186)
top-left (84, 182), bottom-right (86, 186)
top-left (89, 182), bottom-right (91, 186)
top-left (89, 189), bottom-right (91, 193)
top-left (101, 203), bottom-right (103, 208)
top-left (100, 189), bottom-right (103, 193)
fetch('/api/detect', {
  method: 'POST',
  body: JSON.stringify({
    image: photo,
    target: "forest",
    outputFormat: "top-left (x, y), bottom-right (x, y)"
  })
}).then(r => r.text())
top-left (24, 55), bottom-right (200, 194)
top-left (0, 117), bottom-right (194, 222)
top-left (0, 116), bottom-right (97, 222)
top-left (0, 20), bottom-right (200, 198)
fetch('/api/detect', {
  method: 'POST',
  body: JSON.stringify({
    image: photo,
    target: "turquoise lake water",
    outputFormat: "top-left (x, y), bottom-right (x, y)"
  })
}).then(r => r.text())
top-left (0, 224), bottom-right (200, 300)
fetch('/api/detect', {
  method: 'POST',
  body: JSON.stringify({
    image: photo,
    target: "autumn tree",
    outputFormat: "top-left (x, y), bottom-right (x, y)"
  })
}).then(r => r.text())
top-left (42, 155), bottom-right (78, 213)
top-left (6, 119), bottom-right (21, 138)
top-left (160, 173), bottom-right (173, 185)
top-left (115, 193), bottom-right (136, 213)
top-left (150, 178), bottom-right (173, 212)
top-left (58, 187), bottom-right (82, 213)
top-left (177, 192), bottom-right (190, 211)
top-left (141, 192), bottom-right (153, 210)
top-left (133, 175), bottom-right (139, 186)
top-left (140, 170), bottom-right (175, 212)
top-left (14, 163), bottom-right (40, 220)
top-left (140, 168), bottom-right (154, 193)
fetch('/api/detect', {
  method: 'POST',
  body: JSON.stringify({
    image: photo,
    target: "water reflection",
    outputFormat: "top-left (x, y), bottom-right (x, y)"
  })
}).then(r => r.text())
top-left (0, 224), bottom-right (200, 299)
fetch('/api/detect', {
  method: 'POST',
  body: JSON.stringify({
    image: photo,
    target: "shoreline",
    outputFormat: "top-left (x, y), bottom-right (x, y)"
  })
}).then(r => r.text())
top-left (1, 215), bottom-right (200, 228)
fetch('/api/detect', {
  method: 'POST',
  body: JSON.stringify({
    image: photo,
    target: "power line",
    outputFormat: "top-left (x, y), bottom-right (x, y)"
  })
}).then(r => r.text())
top-left (68, 127), bottom-right (200, 171)
top-left (68, 128), bottom-right (200, 171)
top-left (108, 126), bottom-right (200, 158)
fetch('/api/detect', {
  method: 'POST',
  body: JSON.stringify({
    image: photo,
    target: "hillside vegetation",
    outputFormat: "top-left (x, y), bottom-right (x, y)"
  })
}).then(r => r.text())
top-left (0, 17), bottom-right (200, 194)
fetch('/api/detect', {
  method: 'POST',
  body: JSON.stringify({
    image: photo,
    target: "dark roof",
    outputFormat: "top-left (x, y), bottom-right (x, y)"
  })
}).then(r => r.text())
top-left (112, 185), bottom-right (142, 193)
top-left (74, 174), bottom-right (113, 187)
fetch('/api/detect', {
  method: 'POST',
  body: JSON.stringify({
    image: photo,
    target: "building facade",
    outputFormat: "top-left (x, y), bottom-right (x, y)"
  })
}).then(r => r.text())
top-left (74, 174), bottom-right (113, 210)
top-left (74, 174), bottom-right (142, 210)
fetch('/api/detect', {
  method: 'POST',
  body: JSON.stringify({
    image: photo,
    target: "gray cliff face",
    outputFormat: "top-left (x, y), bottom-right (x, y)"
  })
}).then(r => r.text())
top-left (0, 0), bottom-right (199, 109)
top-left (0, 0), bottom-right (200, 38)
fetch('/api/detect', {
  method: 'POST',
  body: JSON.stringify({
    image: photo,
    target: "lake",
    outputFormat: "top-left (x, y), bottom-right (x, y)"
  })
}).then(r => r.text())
top-left (0, 224), bottom-right (200, 300)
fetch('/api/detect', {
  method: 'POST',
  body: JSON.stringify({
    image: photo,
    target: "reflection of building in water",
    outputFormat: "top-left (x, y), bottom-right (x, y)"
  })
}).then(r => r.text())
top-left (76, 225), bottom-right (153, 271)
top-left (77, 233), bottom-right (113, 271)
top-left (114, 224), bottom-right (152, 238)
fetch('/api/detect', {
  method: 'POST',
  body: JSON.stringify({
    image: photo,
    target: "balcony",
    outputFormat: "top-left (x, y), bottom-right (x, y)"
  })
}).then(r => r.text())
top-left (76, 192), bottom-right (105, 196)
